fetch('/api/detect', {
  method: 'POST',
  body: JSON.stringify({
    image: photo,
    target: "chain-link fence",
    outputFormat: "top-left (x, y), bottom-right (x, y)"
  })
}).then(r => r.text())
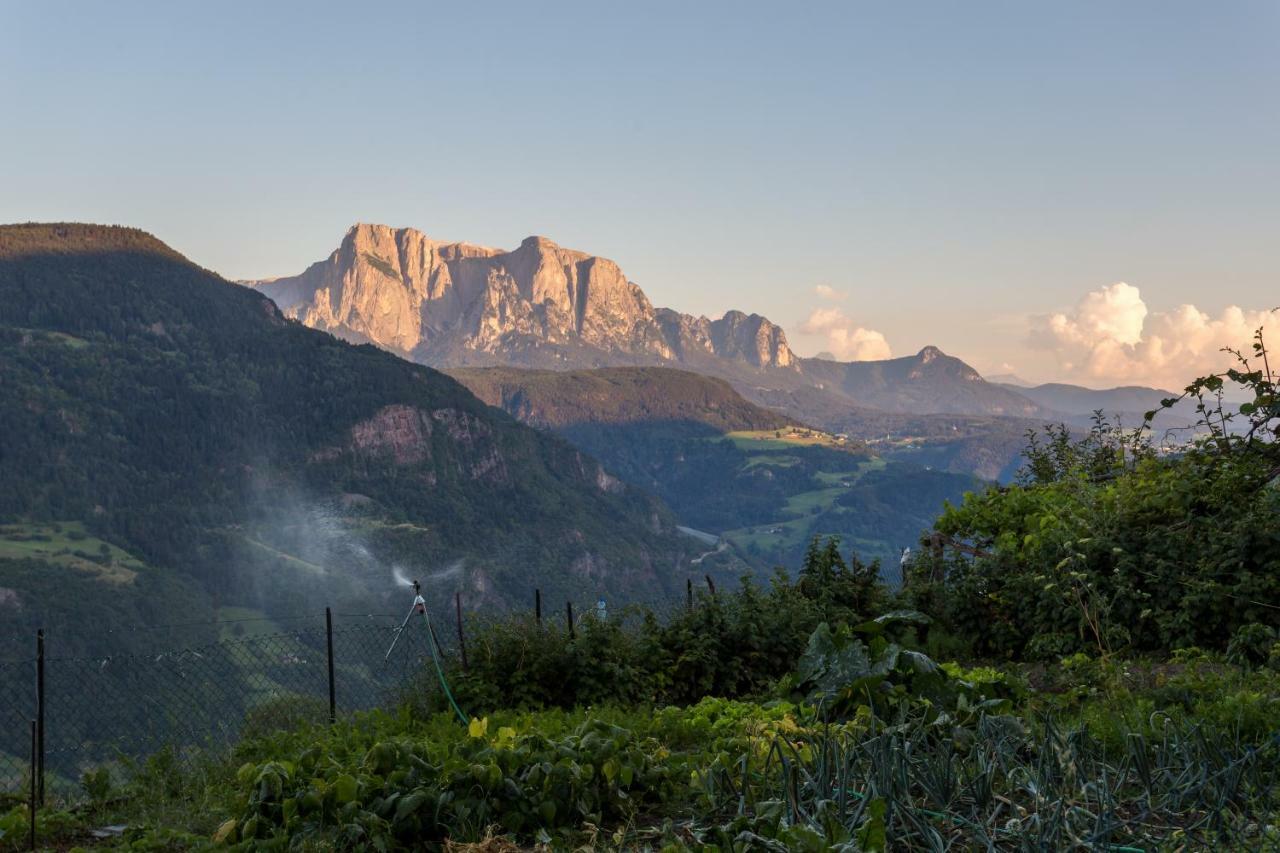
top-left (0, 609), bottom-right (445, 806)
top-left (0, 581), bottom-right (714, 808)
top-left (0, 654), bottom-right (36, 809)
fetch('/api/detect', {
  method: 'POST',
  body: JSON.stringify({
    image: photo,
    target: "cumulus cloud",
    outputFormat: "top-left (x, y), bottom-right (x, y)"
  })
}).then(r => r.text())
top-left (799, 307), bottom-right (892, 361)
top-left (813, 284), bottom-right (846, 301)
top-left (1034, 282), bottom-right (1280, 389)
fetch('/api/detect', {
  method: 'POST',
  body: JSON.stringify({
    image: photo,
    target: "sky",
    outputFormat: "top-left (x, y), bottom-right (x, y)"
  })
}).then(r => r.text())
top-left (2, 1), bottom-right (1277, 390)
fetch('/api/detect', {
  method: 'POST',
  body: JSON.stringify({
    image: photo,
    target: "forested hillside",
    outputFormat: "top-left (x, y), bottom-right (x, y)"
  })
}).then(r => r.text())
top-left (907, 395), bottom-right (1280, 658)
top-left (447, 366), bottom-right (792, 432)
top-left (0, 224), bottom-right (727, 649)
top-left (451, 365), bottom-right (984, 568)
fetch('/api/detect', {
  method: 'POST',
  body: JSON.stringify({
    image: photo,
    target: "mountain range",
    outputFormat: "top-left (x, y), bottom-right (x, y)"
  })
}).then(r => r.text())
top-left (0, 224), bottom-right (739, 649)
top-left (248, 224), bottom-right (1048, 422)
top-left (248, 224), bottom-right (795, 375)
top-left (253, 223), bottom-right (1153, 483)
top-left (997, 382), bottom-right (1179, 420)
top-left (1, 220), bottom-right (1193, 643)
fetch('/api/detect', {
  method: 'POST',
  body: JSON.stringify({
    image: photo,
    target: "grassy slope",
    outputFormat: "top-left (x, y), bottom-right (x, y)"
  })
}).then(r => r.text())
top-left (0, 522), bottom-right (146, 584)
top-left (720, 458), bottom-right (888, 555)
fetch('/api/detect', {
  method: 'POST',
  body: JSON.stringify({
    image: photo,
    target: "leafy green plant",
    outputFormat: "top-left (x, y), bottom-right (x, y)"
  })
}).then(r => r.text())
top-left (224, 714), bottom-right (684, 848)
top-left (1227, 622), bottom-right (1279, 668)
top-left (905, 347), bottom-right (1280, 659)
top-left (793, 613), bottom-right (1014, 723)
top-left (426, 542), bottom-right (891, 715)
top-left (80, 765), bottom-right (113, 803)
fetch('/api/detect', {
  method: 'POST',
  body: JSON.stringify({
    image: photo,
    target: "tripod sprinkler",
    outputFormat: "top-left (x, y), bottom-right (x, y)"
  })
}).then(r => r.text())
top-left (385, 577), bottom-right (468, 725)
top-left (385, 579), bottom-right (426, 660)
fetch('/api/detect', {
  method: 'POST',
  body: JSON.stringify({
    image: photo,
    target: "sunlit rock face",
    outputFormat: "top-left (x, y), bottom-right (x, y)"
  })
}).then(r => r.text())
top-left (249, 224), bottom-right (799, 371)
top-left (249, 224), bottom-right (1042, 419)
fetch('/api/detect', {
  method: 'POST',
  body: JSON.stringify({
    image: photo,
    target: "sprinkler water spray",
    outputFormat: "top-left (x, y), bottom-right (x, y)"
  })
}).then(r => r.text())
top-left (384, 576), bottom-right (468, 724)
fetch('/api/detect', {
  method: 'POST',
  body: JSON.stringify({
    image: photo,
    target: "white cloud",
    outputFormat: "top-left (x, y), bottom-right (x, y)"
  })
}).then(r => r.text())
top-left (799, 307), bottom-right (892, 361)
top-left (1033, 282), bottom-right (1280, 389)
top-left (813, 284), bottom-right (846, 301)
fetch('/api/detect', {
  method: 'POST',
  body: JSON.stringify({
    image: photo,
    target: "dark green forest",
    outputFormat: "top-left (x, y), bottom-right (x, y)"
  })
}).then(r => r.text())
top-left (0, 225), bottom-right (721, 647)
top-left (451, 365), bottom-right (984, 568)
top-left (446, 366), bottom-right (792, 433)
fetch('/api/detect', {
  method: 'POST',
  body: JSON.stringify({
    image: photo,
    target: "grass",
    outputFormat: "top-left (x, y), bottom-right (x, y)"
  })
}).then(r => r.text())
top-left (782, 484), bottom-right (847, 515)
top-left (235, 535), bottom-right (330, 575)
top-left (722, 460), bottom-right (887, 553)
top-left (8, 327), bottom-right (90, 349)
top-left (348, 518), bottom-right (433, 534)
top-left (725, 428), bottom-right (859, 452)
top-left (723, 517), bottom-right (813, 552)
top-left (779, 459), bottom-right (884, 517)
top-left (0, 522), bottom-right (144, 584)
top-left (812, 457), bottom-right (886, 484)
top-left (741, 453), bottom-right (801, 469)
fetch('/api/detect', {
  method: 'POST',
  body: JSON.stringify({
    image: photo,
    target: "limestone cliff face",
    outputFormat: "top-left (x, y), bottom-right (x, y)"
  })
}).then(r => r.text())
top-left (248, 223), bottom-right (1047, 419)
top-left (250, 224), bottom-right (796, 371)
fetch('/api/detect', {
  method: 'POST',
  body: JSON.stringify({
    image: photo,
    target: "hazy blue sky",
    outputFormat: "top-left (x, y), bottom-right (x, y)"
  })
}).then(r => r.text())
top-left (3, 1), bottom-right (1277, 387)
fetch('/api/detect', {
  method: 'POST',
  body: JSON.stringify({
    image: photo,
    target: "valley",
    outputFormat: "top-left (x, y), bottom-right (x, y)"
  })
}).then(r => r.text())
top-left (451, 366), bottom-right (982, 570)
top-left (5, 7), bottom-right (1277, 848)
top-left (0, 225), bottom-right (741, 654)
top-left (255, 223), bottom-right (1187, 486)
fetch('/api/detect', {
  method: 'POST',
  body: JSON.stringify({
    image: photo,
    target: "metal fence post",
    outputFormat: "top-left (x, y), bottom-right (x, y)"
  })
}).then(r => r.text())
top-left (534, 588), bottom-right (542, 627)
top-left (566, 601), bottom-right (575, 640)
top-left (29, 719), bottom-right (36, 851)
top-left (687, 578), bottom-right (693, 610)
top-left (35, 628), bottom-right (44, 807)
top-left (325, 608), bottom-right (336, 724)
top-left (455, 593), bottom-right (468, 672)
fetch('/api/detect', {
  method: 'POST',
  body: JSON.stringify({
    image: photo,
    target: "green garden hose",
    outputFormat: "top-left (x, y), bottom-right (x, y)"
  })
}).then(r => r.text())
top-left (421, 607), bottom-right (469, 725)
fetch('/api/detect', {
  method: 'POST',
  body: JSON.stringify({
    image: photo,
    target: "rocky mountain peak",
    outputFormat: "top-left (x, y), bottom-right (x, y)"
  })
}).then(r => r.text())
top-left (247, 224), bottom-right (1041, 418)
top-left (907, 346), bottom-right (982, 381)
top-left (917, 345), bottom-right (943, 362)
top-left (251, 224), bottom-right (799, 371)
top-left (710, 311), bottom-right (795, 369)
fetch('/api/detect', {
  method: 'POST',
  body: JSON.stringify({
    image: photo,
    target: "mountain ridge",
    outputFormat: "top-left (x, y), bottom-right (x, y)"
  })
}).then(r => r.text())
top-left (0, 223), bottom-right (727, 636)
top-left (249, 223), bottom-right (1052, 421)
top-left (447, 366), bottom-right (795, 432)
top-left (249, 223), bottom-right (798, 373)
top-left (997, 381), bottom-right (1177, 416)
